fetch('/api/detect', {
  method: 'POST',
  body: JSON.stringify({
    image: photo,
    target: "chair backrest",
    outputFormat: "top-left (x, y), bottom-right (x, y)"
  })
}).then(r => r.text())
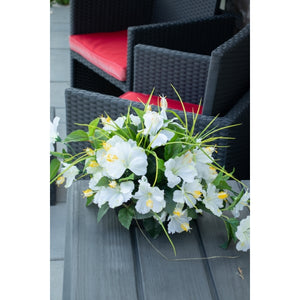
top-left (150, 0), bottom-right (219, 23)
top-left (202, 24), bottom-right (250, 115)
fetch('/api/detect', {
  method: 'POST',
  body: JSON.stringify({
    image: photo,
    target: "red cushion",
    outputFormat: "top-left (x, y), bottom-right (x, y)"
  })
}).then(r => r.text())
top-left (69, 30), bottom-right (128, 81)
top-left (119, 92), bottom-right (203, 114)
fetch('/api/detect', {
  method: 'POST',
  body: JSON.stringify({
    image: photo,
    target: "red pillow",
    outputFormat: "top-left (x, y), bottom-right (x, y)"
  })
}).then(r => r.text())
top-left (69, 30), bottom-right (128, 81)
top-left (119, 92), bottom-right (203, 114)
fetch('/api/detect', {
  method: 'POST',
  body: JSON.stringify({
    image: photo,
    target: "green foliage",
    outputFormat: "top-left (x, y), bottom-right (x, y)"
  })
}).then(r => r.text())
top-left (50, 158), bottom-right (60, 181)
top-left (143, 218), bottom-right (163, 239)
top-left (64, 130), bottom-right (89, 143)
top-left (220, 218), bottom-right (240, 249)
top-left (86, 195), bottom-right (95, 207)
top-left (118, 207), bottom-right (134, 229)
top-left (96, 177), bottom-right (110, 187)
top-left (97, 203), bottom-right (110, 223)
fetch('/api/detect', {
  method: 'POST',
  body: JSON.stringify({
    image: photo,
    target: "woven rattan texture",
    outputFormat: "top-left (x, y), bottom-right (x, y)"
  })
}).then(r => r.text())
top-left (70, 2), bottom-right (230, 93)
top-left (133, 45), bottom-right (210, 105)
top-left (65, 88), bottom-right (249, 178)
top-left (150, 0), bottom-right (218, 23)
top-left (71, 0), bottom-right (153, 35)
top-left (127, 14), bottom-right (235, 91)
top-left (203, 24), bottom-right (250, 116)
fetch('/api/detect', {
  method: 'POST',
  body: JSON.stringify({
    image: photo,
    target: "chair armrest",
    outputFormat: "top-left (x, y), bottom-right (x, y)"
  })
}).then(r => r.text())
top-left (70, 0), bottom-right (153, 34)
top-left (126, 14), bottom-right (235, 89)
top-left (133, 44), bottom-right (210, 105)
top-left (223, 91), bottom-right (250, 179)
top-left (203, 25), bottom-right (250, 116)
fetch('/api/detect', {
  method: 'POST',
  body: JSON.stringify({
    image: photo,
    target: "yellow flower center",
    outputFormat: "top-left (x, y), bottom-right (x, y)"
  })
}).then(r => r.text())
top-left (85, 147), bottom-right (95, 156)
top-left (109, 181), bottom-right (117, 188)
top-left (146, 199), bottom-right (154, 208)
top-left (209, 166), bottom-right (217, 174)
top-left (218, 191), bottom-right (228, 199)
top-left (83, 189), bottom-right (93, 198)
top-left (101, 116), bottom-right (111, 124)
top-left (89, 161), bottom-right (99, 168)
top-left (173, 210), bottom-right (182, 217)
top-left (102, 142), bottom-right (111, 151)
top-left (56, 176), bottom-right (65, 186)
top-left (180, 223), bottom-right (190, 232)
top-left (193, 190), bottom-right (202, 198)
top-left (105, 154), bottom-right (118, 162)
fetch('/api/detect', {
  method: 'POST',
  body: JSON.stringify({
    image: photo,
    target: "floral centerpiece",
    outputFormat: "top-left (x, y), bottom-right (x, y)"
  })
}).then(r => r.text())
top-left (50, 91), bottom-right (250, 254)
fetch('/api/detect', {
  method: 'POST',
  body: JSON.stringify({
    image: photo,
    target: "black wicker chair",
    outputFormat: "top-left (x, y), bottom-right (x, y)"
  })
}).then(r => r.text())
top-left (133, 24), bottom-right (250, 116)
top-left (65, 87), bottom-right (249, 179)
top-left (70, 0), bottom-right (231, 95)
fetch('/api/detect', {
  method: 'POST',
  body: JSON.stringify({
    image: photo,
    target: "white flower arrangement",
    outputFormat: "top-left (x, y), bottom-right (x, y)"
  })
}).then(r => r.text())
top-left (50, 91), bottom-right (250, 253)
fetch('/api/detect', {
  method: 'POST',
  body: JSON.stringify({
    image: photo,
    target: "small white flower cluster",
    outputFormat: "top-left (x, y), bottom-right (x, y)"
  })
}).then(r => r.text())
top-left (50, 95), bottom-right (250, 252)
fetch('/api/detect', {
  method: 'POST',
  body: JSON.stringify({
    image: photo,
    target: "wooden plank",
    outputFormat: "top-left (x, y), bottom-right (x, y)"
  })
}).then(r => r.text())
top-left (196, 181), bottom-right (250, 300)
top-left (133, 223), bottom-right (216, 299)
top-left (63, 180), bottom-right (138, 300)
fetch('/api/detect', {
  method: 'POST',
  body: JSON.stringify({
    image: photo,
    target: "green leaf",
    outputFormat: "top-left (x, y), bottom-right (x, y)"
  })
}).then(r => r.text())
top-left (50, 158), bottom-right (61, 181)
top-left (164, 188), bottom-right (177, 215)
top-left (97, 202), bottom-right (110, 223)
top-left (164, 141), bottom-right (183, 160)
top-left (88, 118), bottom-right (100, 137)
top-left (220, 218), bottom-right (240, 248)
top-left (86, 195), bottom-right (95, 207)
top-left (50, 152), bottom-right (72, 160)
top-left (118, 207), bottom-right (134, 230)
top-left (157, 158), bottom-right (165, 172)
top-left (132, 107), bottom-right (145, 120)
top-left (143, 218), bottom-right (163, 239)
top-left (119, 173), bottom-right (135, 182)
top-left (96, 176), bottom-right (110, 187)
top-left (64, 130), bottom-right (89, 143)
top-left (224, 189), bottom-right (245, 211)
top-left (134, 211), bottom-right (154, 220)
top-left (187, 208), bottom-right (198, 219)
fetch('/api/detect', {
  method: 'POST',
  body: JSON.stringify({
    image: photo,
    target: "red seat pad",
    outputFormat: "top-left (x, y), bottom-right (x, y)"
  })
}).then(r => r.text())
top-left (69, 30), bottom-right (128, 81)
top-left (119, 92), bottom-right (203, 114)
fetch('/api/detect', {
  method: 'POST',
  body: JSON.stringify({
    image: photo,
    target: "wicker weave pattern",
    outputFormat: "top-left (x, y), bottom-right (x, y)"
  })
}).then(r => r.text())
top-left (132, 23), bottom-right (249, 117)
top-left (133, 45), bottom-right (210, 104)
top-left (127, 14), bottom-right (235, 90)
top-left (70, 0), bottom-right (223, 93)
top-left (203, 24), bottom-right (250, 115)
top-left (71, 0), bottom-right (153, 35)
top-left (151, 0), bottom-right (218, 22)
top-left (65, 88), bottom-right (249, 178)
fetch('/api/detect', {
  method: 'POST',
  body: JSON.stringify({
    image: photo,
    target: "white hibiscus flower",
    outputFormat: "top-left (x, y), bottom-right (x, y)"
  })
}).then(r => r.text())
top-left (236, 215), bottom-right (250, 252)
top-left (101, 116), bottom-right (126, 131)
top-left (201, 183), bottom-right (227, 217)
top-left (164, 151), bottom-right (197, 188)
top-left (130, 114), bottom-right (141, 126)
top-left (56, 163), bottom-right (79, 188)
top-left (167, 205), bottom-right (192, 234)
top-left (143, 111), bottom-right (164, 136)
top-left (173, 180), bottom-right (204, 208)
top-left (98, 138), bottom-right (148, 179)
top-left (95, 181), bottom-right (134, 208)
top-left (232, 190), bottom-right (250, 218)
top-left (134, 176), bottom-right (165, 214)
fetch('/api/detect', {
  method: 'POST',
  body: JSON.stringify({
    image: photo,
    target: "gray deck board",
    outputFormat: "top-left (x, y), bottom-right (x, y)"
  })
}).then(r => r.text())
top-left (196, 181), bottom-right (250, 300)
top-left (63, 180), bottom-right (250, 299)
top-left (63, 181), bottom-right (138, 300)
top-left (133, 225), bottom-right (215, 300)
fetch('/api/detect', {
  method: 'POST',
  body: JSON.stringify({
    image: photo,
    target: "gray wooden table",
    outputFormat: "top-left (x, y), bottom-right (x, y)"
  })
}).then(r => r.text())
top-left (63, 180), bottom-right (250, 300)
